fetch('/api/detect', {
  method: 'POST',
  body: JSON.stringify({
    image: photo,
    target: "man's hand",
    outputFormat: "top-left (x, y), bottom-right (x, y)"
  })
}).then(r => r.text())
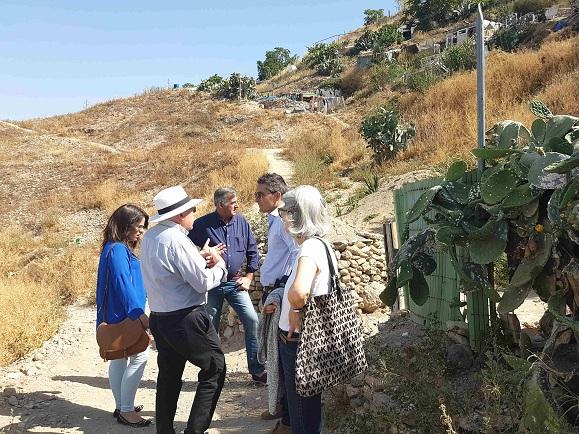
top-left (200, 239), bottom-right (225, 268)
top-left (263, 303), bottom-right (277, 314)
top-left (235, 275), bottom-right (252, 291)
top-left (288, 310), bottom-right (302, 339)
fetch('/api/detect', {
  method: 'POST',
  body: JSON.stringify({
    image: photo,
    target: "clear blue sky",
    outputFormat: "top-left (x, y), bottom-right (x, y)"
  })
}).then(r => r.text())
top-left (0, 1), bottom-right (397, 120)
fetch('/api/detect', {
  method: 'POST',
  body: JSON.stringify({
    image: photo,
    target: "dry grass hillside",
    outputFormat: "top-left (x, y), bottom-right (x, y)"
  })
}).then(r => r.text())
top-left (266, 32), bottom-right (579, 179)
top-left (0, 89), bottom-right (338, 365)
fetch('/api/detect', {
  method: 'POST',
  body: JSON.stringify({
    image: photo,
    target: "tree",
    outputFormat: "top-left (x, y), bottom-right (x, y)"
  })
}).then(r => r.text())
top-left (364, 9), bottom-right (385, 25)
top-left (304, 43), bottom-right (343, 76)
top-left (404, 0), bottom-right (463, 30)
top-left (256, 47), bottom-right (296, 81)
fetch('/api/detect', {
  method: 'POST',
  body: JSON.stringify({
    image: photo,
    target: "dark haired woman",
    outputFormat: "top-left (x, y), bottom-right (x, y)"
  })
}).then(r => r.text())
top-left (96, 204), bottom-right (152, 428)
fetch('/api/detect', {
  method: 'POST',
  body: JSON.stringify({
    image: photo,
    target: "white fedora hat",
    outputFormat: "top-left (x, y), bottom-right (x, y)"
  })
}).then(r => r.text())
top-left (149, 186), bottom-right (203, 223)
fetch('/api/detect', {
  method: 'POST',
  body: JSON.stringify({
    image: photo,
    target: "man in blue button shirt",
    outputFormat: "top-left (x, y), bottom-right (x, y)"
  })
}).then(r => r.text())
top-left (189, 187), bottom-right (266, 383)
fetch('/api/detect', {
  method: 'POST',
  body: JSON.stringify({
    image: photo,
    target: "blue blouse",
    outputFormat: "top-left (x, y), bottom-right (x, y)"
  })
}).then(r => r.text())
top-left (96, 241), bottom-right (146, 326)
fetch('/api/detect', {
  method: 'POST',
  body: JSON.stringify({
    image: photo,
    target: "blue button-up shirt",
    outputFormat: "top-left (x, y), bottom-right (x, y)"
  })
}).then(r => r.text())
top-left (189, 212), bottom-right (259, 281)
top-left (96, 241), bottom-right (146, 326)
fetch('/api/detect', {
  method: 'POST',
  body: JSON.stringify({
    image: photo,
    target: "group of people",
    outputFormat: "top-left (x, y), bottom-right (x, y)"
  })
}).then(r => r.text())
top-left (96, 173), bottom-right (336, 434)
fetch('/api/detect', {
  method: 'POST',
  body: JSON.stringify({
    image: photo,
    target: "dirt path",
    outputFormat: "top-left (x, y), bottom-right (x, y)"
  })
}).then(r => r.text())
top-left (0, 304), bottom-right (273, 433)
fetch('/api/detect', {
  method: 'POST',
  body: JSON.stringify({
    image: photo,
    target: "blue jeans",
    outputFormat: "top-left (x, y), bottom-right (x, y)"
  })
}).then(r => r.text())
top-left (206, 280), bottom-right (265, 376)
top-left (108, 349), bottom-right (148, 412)
top-left (278, 331), bottom-right (323, 434)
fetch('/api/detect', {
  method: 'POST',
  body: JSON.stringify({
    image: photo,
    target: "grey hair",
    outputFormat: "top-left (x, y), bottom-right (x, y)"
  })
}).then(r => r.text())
top-left (257, 173), bottom-right (288, 195)
top-left (214, 187), bottom-right (237, 207)
top-left (281, 185), bottom-right (330, 238)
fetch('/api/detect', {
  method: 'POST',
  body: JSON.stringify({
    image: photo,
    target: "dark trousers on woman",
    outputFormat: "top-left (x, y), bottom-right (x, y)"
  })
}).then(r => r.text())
top-left (150, 306), bottom-right (226, 434)
top-left (278, 331), bottom-right (323, 434)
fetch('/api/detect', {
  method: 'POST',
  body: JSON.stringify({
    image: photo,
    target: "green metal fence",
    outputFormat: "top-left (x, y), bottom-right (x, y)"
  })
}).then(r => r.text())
top-left (393, 174), bottom-right (493, 349)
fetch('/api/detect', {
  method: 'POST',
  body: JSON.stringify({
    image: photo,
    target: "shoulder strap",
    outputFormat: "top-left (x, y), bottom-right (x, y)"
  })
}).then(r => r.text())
top-left (312, 236), bottom-right (341, 295)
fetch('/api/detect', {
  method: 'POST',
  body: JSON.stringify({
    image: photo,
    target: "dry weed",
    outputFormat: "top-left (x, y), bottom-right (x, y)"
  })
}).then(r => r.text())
top-left (0, 279), bottom-right (63, 366)
top-left (395, 36), bottom-right (579, 170)
top-left (285, 124), bottom-right (367, 187)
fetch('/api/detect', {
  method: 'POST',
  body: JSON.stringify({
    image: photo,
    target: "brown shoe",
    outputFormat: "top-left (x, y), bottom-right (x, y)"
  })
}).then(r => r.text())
top-left (268, 420), bottom-right (291, 434)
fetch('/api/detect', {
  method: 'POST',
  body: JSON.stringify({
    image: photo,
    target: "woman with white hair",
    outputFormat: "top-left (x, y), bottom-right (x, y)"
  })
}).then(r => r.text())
top-left (268, 185), bottom-right (334, 434)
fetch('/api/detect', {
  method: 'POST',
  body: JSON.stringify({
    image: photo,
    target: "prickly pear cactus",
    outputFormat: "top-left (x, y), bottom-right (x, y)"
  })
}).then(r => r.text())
top-left (562, 200), bottom-right (579, 232)
top-left (529, 100), bottom-right (553, 119)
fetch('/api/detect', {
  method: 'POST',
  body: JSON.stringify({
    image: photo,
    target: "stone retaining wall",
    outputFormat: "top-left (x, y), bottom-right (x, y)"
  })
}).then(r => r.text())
top-left (218, 232), bottom-right (387, 338)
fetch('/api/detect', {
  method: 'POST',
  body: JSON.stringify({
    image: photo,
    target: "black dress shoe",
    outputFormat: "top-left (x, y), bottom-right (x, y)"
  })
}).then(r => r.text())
top-left (252, 372), bottom-right (267, 384)
top-left (117, 413), bottom-right (152, 427)
top-left (113, 405), bottom-right (144, 418)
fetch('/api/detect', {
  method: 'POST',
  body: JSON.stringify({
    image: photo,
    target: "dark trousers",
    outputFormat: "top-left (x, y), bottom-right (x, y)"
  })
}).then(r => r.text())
top-left (150, 306), bottom-right (226, 434)
top-left (278, 331), bottom-right (323, 434)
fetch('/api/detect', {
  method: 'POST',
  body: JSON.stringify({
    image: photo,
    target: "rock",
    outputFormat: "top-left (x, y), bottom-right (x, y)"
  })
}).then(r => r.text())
top-left (446, 320), bottom-right (469, 337)
top-left (352, 276), bottom-right (361, 284)
top-left (341, 274), bottom-right (351, 283)
top-left (338, 260), bottom-right (351, 269)
top-left (448, 331), bottom-right (470, 347)
top-left (350, 396), bottom-right (365, 408)
top-left (356, 282), bottom-right (385, 313)
top-left (8, 396), bottom-right (18, 406)
top-left (445, 343), bottom-right (473, 370)
top-left (345, 385), bottom-right (360, 398)
top-left (333, 242), bottom-right (348, 252)
top-left (372, 392), bottom-right (395, 409)
top-left (341, 250), bottom-right (353, 260)
top-left (223, 326), bottom-right (234, 339)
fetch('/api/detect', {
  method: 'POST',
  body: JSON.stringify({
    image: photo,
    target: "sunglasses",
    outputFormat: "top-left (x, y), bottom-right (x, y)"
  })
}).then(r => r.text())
top-left (255, 191), bottom-right (273, 199)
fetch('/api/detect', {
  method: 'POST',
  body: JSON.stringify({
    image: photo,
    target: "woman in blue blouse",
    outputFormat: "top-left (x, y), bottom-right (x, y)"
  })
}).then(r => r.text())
top-left (96, 204), bottom-right (152, 428)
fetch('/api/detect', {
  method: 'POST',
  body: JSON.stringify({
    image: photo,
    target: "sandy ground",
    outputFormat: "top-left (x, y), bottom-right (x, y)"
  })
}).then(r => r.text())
top-left (0, 305), bottom-right (273, 434)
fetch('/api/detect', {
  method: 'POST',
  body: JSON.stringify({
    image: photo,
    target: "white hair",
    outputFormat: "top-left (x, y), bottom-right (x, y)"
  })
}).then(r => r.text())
top-left (281, 185), bottom-right (330, 238)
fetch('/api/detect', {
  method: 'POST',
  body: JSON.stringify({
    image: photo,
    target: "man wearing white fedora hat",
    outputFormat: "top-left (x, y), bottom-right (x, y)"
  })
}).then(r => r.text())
top-left (141, 185), bottom-right (227, 434)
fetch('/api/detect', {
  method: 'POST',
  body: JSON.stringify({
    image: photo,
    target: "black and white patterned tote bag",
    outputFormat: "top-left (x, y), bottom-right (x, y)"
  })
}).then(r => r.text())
top-left (295, 237), bottom-right (368, 397)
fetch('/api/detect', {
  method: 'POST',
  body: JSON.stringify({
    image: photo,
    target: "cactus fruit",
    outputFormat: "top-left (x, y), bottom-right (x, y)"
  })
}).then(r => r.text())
top-left (529, 100), bottom-right (553, 119)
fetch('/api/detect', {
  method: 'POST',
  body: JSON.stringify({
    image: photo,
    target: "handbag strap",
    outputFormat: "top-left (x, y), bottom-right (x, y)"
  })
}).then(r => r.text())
top-left (312, 236), bottom-right (341, 297)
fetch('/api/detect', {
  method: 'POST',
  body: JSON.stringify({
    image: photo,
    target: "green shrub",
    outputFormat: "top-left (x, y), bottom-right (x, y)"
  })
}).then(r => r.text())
top-left (373, 24), bottom-right (404, 52)
top-left (442, 39), bottom-right (477, 72)
top-left (352, 30), bottom-right (377, 54)
top-left (304, 42), bottom-right (343, 76)
top-left (404, 0), bottom-right (464, 30)
top-left (360, 105), bottom-right (416, 164)
top-left (370, 61), bottom-right (406, 90)
top-left (513, 0), bottom-right (557, 14)
top-left (197, 74), bottom-right (225, 93)
top-left (219, 73), bottom-right (256, 100)
top-left (406, 70), bottom-right (443, 93)
top-left (492, 26), bottom-right (520, 52)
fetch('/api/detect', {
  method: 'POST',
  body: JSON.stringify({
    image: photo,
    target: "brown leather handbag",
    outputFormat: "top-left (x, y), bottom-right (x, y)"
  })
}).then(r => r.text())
top-left (96, 245), bottom-right (150, 361)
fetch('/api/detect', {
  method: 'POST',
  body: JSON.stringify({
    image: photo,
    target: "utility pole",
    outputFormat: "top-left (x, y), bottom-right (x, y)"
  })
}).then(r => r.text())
top-left (476, 4), bottom-right (486, 173)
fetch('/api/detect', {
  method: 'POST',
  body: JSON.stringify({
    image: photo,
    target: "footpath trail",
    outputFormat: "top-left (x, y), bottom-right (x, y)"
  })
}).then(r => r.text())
top-left (0, 146), bottom-right (297, 434)
top-left (0, 305), bottom-right (273, 434)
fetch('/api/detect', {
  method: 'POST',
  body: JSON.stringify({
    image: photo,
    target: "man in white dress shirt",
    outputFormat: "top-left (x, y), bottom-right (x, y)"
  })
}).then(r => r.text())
top-left (141, 185), bottom-right (227, 434)
top-left (255, 173), bottom-right (298, 424)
